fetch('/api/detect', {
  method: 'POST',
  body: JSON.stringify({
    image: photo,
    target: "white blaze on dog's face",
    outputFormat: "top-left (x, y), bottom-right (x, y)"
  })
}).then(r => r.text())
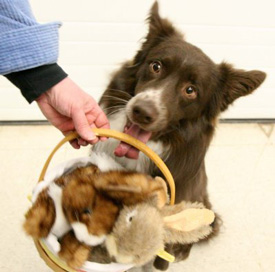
top-left (126, 88), bottom-right (168, 132)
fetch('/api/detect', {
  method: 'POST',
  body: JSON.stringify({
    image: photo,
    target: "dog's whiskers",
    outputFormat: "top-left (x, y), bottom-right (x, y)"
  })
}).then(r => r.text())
top-left (106, 108), bottom-right (125, 117)
top-left (101, 95), bottom-right (129, 104)
top-left (104, 105), bottom-right (126, 112)
top-left (106, 88), bottom-right (133, 98)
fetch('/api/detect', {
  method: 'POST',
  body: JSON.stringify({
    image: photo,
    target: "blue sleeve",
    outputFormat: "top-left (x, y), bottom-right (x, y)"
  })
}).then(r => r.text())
top-left (0, 0), bottom-right (62, 75)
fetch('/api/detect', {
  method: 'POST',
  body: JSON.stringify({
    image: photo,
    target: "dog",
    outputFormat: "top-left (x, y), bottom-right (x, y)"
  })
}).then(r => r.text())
top-left (94, 2), bottom-right (266, 270)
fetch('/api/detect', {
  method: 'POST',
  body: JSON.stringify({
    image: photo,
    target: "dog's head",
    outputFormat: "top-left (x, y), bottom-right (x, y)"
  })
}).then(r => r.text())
top-left (124, 2), bottom-right (266, 133)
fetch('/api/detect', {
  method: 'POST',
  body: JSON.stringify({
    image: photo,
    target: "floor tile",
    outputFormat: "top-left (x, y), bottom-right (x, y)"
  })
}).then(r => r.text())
top-left (269, 124), bottom-right (275, 145)
top-left (0, 125), bottom-right (61, 150)
top-left (212, 123), bottom-right (268, 146)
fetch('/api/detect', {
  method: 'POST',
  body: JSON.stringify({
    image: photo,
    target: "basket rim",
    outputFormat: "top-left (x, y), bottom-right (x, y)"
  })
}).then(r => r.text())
top-left (38, 128), bottom-right (175, 205)
top-left (33, 128), bottom-right (176, 271)
top-left (36, 238), bottom-right (134, 272)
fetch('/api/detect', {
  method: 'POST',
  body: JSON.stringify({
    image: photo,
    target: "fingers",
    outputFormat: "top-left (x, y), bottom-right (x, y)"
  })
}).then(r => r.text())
top-left (62, 128), bottom-right (87, 149)
top-left (71, 109), bottom-right (99, 144)
top-left (63, 96), bottom-right (110, 146)
top-left (70, 139), bottom-right (81, 149)
top-left (93, 106), bottom-right (110, 130)
top-left (92, 106), bottom-right (110, 142)
top-left (89, 123), bottom-right (107, 142)
top-left (77, 138), bottom-right (88, 146)
top-left (72, 104), bottom-right (110, 144)
top-left (69, 138), bottom-right (87, 149)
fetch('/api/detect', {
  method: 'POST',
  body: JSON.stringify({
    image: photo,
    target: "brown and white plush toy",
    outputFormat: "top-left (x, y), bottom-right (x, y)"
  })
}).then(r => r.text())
top-left (23, 153), bottom-right (167, 268)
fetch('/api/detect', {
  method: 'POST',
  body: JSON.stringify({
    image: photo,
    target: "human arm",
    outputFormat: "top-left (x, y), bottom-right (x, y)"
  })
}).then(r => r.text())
top-left (0, 0), bottom-right (61, 75)
top-left (1, 0), bottom-right (109, 146)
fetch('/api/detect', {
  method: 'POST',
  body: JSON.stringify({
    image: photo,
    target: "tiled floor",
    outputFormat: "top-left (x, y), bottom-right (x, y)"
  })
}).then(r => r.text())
top-left (0, 123), bottom-right (274, 272)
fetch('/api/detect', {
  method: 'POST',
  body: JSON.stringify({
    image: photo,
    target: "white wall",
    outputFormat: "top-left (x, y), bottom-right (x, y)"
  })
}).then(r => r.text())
top-left (0, 0), bottom-right (274, 120)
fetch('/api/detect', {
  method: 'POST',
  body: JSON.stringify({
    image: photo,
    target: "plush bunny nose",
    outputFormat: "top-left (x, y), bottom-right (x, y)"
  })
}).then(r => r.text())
top-left (132, 101), bottom-right (158, 125)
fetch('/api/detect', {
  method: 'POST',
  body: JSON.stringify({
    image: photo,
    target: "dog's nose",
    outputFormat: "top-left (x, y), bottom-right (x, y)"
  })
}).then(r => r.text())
top-left (132, 101), bottom-right (157, 125)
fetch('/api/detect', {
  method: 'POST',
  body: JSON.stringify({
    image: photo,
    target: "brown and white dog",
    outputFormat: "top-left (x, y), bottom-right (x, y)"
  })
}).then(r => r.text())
top-left (94, 2), bottom-right (266, 270)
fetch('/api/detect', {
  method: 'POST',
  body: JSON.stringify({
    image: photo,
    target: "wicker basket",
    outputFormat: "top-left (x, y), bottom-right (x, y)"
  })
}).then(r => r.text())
top-left (31, 128), bottom-right (175, 272)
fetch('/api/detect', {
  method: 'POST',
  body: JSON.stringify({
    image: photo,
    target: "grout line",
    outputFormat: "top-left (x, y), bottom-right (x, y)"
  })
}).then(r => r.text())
top-left (258, 123), bottom-right (274, 138)
top-left (0, 119), bottom-right (275, 126)
top-left (0, 121), bottom-right (50, 126)
top-left (219, 119), bottom-right (275, 124)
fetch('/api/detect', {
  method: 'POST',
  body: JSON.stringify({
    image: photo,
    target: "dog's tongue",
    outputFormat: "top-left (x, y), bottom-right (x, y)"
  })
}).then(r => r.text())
top-left (114, 124), bottom-right (152, 159)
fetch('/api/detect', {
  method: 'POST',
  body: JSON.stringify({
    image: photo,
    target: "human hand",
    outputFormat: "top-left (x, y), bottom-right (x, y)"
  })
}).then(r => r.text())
top-left (36, 77), bottom-right (109, 149)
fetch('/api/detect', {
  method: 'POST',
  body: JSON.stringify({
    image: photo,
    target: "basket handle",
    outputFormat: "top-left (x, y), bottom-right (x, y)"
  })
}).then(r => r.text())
top-left (38, 128), bottom-right (175, 205)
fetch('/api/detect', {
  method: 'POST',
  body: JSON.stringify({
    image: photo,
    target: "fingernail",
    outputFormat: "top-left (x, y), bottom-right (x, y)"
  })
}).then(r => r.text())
top-left (86, 132), bottom-right (96, 141)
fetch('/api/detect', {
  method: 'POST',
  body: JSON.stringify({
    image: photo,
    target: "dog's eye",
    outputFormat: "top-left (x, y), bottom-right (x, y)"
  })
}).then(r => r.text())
top-left (150, 61), bottom-right (162, 74)
top-left (83, 208), bottom-right (92, 215)
top-left (183, 86), bottom-right (198, 99)
top-left (186, 86), bottom-right (196, 94)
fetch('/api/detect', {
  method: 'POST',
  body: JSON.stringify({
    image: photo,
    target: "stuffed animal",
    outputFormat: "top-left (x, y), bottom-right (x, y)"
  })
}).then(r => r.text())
top-left (105, 196), bottom-right (215, 266)
top-left (58, 171), bottom-right (168, 268)
top-left (24, 152), bottom-right (215, 269)
top-left (86, 180), bottom-right (215, 267)
top-left (23, 153), bottom-right (167, 268)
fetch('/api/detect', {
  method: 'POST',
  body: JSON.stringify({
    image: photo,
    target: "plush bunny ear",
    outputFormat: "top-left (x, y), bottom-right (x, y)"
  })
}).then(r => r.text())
top-left (24, 189), bottom-right (55, 238)
top-left (164, 208), bottom-right (215, 232)
top-left (94, 171), bottom-right (168, 205)
top-left (161, 202), bottom-right (215, 245)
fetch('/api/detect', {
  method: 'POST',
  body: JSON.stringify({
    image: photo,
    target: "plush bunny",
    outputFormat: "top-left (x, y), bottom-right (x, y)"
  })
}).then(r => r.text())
top-left (24, 164), bottom-right (118, 244)
top-left (58, 170), bottom-right (168, 268)
top-left (105, 197), bottom-right (215, 266)
top-left (24, 154), bottom-right (167, 268)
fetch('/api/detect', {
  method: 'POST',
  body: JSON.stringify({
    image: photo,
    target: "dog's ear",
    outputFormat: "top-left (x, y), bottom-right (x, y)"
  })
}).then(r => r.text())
top-left (217, 62), bottom-right (266, 111)
top-left (147, 1), bottom-right (177, 40)
top-left (134, 1), bottom-right (179, 64)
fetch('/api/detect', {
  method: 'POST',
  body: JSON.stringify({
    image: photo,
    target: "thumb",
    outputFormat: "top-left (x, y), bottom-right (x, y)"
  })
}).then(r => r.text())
top-left (71, 109), bottom-right (96, 142)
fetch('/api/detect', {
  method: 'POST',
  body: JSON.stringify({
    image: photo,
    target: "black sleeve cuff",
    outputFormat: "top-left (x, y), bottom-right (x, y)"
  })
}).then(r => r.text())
top-left (4, 64), bottom-right (68, 103)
